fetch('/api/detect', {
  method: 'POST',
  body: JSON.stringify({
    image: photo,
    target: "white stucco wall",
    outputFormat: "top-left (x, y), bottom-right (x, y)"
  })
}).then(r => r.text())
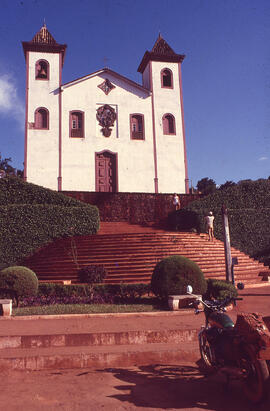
top-left (61, 72), bottom-right (156, 192)
top-left (26, 51), bottom-right (60, 190)
top-left (151, 61), bottom-right (186, 194)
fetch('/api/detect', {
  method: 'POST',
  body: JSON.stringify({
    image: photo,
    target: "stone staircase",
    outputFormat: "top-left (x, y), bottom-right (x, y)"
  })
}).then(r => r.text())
top-left (22, 222), bottom-right (270, 286)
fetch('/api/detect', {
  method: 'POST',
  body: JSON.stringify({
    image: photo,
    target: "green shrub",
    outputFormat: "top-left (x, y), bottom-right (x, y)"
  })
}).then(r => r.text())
top-left (186, 179), bottom-right (270, 266)
top-left (0, 266), bottom-right (38, 298)
top-left (38, 283), bottom-right (92, 297)
top-left (78, 265), bottom-right (107, 284)
top-left (204, 279), bottom-right (238, 300)
top-left (37, 282), bottom-right (151, 300)
top-left (151, 255), bottom-right (207, 299)
top-left (167, 209), bottom-right (201, 232)
top-left (0, 203), bottom-right (99, 266)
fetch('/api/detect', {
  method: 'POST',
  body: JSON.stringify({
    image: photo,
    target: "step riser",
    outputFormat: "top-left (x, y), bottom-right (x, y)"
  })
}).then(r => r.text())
top-left (0, 347), bottom-right (200, 371)
top-left (0, 329), bottom-right (198, 350)
top-left (23, 226), bottom-right (269, 286)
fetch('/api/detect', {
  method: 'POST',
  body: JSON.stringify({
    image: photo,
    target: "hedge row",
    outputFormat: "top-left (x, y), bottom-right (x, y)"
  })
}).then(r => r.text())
top-left (0, 176), bottom-right (86, 206)
top-left (0, 204), bottom-right (99, 266)
top-left (38, 282), bottom-right (151, 299)
top-left (185, 179), bottom-right (270, 265)
top-left (63, 191), bottom-right (201, 223)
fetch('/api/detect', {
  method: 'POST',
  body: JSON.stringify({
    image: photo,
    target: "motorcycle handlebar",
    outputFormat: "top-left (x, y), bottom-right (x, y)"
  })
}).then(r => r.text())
top-left (186, 292), bottom-right (243, 310)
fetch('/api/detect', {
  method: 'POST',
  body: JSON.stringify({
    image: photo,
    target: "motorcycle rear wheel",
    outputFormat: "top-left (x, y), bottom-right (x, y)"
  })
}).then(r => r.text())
top-left (199, 332), bottom-right (214, 371)
top-left (241, 350), bottom-right (269, 403)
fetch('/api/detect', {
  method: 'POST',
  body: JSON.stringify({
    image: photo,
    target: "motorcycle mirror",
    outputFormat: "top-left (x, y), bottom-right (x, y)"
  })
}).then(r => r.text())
top-left (237, 282), bottom-right (245, 290)
top-left (187, 285), bottom-right (193, 294)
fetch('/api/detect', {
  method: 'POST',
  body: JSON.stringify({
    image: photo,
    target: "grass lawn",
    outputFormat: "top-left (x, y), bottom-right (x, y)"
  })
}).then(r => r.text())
top-left (13, 303), bottom-right (163, 316)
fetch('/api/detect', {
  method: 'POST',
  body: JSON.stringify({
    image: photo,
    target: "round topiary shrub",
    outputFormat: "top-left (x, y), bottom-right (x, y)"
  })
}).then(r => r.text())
top-left (151, 255), bottom-right (207, 299)
top-left (0, 266), bottom-right (38, 299)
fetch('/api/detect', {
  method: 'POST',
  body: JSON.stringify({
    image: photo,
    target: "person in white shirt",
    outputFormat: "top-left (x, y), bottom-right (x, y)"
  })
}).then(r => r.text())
top-left (173, 193), bottom-right (180, 210)
top-left (205, 211), bottom-right (215, 241)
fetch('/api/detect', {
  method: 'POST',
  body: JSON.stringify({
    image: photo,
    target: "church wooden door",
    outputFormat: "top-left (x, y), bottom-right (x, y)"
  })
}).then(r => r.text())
top-left (95, 151), bottom-right (117, 192)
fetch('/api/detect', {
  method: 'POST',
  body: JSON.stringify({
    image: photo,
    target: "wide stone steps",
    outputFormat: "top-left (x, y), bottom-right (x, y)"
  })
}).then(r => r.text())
top-left (22, 223), bottom-right (270, 285)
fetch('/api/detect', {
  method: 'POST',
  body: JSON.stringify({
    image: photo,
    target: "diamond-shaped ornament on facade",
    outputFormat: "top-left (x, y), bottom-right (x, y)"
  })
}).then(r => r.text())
top-left (98, 78), bottom-right (116, 95)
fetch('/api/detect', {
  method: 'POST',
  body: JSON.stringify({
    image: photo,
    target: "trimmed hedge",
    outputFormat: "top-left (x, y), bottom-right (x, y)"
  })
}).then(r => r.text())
top-left (0, 176), bottom-right (84, 206)
top-left (0, 266), bottom-right (38, 298)
top-left (0, 204), bottom-right (99, 265)
top-left (204, 279), bottom-right (238, 300)
top-left (151, 255), bottom-right (207, 298)
top-left (38, 282), bottom-right (151, 299)
top-left (185, 179), bottom-right (270, 266)
top-left (0, 177), bottom-right (99, 266)
top-left (167, 209), bottom-right (201, 232)
top-left (63, 191), bottom-right (201, 224)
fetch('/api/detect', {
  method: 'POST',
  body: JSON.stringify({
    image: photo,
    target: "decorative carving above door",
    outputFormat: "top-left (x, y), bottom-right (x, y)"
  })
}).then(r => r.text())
top-left (96, 104), bottom-right (117, 137)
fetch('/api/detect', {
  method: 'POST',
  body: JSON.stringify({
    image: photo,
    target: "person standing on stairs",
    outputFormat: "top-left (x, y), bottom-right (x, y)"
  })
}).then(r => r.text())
top-left (173, 193), bottom-right (180, 210)
top-left (205, 211), bottom-right (215, 241)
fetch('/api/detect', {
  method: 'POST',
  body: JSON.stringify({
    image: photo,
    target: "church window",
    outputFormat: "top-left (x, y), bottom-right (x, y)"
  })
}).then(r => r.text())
top-left (163, 114), bottom-right (176, 135)
top-left (70, 111), bottom-right (84, 138)
top-left (130, 114), bottom-right (144, 140)
top-left (35, 60), bottom-right (49, 80)
top-left (161, 68), bottom-right (173, 88)
top-left (35, 107), bottom-right (49, 129)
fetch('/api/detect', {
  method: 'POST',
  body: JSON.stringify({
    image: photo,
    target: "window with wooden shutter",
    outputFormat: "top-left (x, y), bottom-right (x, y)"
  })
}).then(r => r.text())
top-left (162, 114), bottom-right (176, 135)
top-left (34, 108), bottom-right (49, 129)
top-left (70, 111), bottom-right (84, 138)
top-left (130, 114), bottom-right (144, 140)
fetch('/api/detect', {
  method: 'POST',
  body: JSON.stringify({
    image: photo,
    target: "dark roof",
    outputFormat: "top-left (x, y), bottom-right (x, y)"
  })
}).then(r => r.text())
top-left (137, 34), bottom-right (185, 73)
top-left (22, 24), bottom-right (67, 64)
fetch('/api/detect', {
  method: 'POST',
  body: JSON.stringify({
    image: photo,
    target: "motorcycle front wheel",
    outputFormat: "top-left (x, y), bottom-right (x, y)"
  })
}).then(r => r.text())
top-left (199, 331), bottom-right (214, 371)
top-left (241, 348), bottom-right (269, 403)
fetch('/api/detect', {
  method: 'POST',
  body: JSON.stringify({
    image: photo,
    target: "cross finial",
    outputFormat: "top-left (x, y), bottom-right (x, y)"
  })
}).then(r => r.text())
top-left (103, 56), bottom-right (109, 69)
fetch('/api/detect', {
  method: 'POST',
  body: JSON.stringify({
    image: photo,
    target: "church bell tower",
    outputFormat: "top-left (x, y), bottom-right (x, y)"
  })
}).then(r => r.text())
top-left (22, 24), bottom-right (67, 190)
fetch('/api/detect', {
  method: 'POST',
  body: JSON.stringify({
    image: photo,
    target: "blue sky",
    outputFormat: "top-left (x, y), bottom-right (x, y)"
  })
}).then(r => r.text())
top-left (0, 0), bottom-right (269, 187)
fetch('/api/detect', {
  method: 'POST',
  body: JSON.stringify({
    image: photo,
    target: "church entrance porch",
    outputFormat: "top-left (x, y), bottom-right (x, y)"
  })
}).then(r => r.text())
top-left (95, 151), bottom-right (117, 192)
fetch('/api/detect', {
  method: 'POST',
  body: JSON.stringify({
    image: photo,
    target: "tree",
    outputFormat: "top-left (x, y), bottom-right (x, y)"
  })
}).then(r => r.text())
top-left (219, 181), bottom-right (236, 190)
top-left (196, 178), bottom-right (216, 195)
top-left (0, 153), bottom-right (23, 178)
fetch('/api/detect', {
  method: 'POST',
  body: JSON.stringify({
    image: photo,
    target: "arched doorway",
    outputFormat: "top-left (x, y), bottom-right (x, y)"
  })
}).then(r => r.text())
top-left (95, 150), bottom-right (118, 192)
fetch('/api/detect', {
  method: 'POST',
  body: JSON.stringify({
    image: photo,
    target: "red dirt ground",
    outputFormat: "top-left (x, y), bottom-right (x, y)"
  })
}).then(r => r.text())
top-left (1, 285), bottom-right (270, 410)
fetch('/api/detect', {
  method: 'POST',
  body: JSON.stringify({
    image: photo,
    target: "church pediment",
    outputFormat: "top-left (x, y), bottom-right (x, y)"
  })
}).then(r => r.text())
top-left (61, 68), bottom-right (150, 97)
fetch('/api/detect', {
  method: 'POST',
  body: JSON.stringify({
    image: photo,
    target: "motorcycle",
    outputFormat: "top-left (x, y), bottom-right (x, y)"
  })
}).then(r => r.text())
top-left (187, 285), bottom-right (270, 403)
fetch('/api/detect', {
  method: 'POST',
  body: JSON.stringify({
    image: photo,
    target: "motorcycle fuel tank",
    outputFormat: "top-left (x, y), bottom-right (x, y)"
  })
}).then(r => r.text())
top-left (209, 312), bottom-right (234, 329)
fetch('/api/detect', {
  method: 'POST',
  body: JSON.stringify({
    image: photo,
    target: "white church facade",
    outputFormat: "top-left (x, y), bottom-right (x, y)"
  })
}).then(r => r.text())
top-left (22, 25), bottom-right (189, 194)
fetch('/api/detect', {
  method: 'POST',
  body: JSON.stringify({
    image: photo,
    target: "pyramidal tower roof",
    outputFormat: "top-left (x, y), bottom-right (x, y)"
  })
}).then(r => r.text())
top-left (151, 33), bottom-right (176, 56)
top-left (31, 23), bottom-right (57, 45)
top-left (22, 24), bottom-right (67, 63)
top-left (138, 34), bottom-right (185, 73)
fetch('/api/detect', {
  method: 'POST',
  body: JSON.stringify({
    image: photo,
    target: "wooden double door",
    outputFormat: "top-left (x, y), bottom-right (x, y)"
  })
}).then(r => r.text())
top-left (95, 151), bottom-right (117, 192)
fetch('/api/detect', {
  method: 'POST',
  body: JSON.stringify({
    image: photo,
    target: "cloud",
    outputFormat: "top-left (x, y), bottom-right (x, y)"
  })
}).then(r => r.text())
top-left (258, 156), bottom-right (268, 161)
top-left (0, 74), bottom-right (24, 128)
